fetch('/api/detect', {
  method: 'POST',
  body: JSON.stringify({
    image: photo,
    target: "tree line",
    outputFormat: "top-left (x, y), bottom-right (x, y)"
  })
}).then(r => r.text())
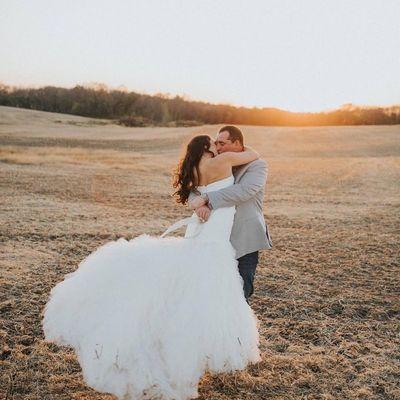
top-left (0, 83), bottom-right (399, 126)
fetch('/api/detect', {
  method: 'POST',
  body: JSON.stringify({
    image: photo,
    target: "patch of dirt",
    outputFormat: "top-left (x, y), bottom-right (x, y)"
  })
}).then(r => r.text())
top-left (1, 108), bottom-right (399, 399)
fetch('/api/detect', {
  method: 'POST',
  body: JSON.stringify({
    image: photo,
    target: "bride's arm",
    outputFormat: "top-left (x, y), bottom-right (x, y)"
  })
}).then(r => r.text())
top-left (214, 146), bottom-right (259, 167)
top-left (188, 147), bottom-right (259, 211)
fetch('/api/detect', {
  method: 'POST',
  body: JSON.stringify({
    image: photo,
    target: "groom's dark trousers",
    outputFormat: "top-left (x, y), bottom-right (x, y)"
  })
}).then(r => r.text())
top-left (237, 251), bottom-right (259, 304)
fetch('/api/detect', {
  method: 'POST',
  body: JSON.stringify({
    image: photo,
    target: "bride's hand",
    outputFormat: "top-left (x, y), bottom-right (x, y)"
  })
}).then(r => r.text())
top-left (195, 205), bottom-right (211, 222)
top-left (242, 146), bottom-right (259, 159)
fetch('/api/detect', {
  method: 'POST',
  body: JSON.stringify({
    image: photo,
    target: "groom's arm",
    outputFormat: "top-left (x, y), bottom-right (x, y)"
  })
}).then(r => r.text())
top-left (188, 189), bottom-right (201, 205)
top-left (206, 160), bottom-right (267, 209)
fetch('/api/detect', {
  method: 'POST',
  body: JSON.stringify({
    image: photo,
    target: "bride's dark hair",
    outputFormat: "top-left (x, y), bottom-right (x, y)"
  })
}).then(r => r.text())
top-left (173, 135), bottom-right (214, 204)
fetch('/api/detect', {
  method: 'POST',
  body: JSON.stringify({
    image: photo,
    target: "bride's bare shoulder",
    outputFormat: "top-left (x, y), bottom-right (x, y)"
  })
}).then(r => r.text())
top-left (201, 156), bottom-right (229, 172)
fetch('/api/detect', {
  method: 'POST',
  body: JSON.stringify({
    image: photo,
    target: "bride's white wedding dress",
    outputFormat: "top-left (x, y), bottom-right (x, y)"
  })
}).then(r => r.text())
top-left (42, 175), bottom-right (261, 400)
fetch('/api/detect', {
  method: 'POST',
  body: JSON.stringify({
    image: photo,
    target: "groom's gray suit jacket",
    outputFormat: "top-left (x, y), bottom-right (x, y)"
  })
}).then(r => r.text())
top-left (190, 159), bottom-right (272, 259)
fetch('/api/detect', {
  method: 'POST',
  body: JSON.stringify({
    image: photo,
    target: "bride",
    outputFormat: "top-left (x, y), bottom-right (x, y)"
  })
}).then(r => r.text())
top-left (42, 134), bottom-right (262, 400)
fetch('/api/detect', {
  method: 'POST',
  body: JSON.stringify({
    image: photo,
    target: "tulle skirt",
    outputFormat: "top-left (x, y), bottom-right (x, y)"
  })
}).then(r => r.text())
top-left (42, 234), bottom-right (261, 400)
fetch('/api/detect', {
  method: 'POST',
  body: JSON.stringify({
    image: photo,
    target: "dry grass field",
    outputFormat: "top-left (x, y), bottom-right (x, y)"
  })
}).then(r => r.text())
top-left (0, 105), bottom-right (399, 400)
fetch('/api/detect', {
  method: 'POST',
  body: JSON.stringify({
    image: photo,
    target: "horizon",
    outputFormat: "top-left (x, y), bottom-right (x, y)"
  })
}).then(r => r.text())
top-left (1, 80), bottom-right (399, 114)
top-left (1, 0), bottom-right (399, 112)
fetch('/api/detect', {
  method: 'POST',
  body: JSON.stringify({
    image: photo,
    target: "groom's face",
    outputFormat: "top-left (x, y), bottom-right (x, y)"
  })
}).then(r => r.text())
top-left (215, 131), bottom-right (243, 154)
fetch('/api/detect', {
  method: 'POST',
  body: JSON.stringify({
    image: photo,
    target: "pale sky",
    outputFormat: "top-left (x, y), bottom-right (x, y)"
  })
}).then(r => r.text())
top-left (1, 0), bottom-right (399, 112)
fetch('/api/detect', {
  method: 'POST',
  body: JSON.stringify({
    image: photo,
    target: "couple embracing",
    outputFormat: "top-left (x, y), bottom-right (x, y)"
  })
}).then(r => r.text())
top-left (42, 125), bottom-right (272, 400)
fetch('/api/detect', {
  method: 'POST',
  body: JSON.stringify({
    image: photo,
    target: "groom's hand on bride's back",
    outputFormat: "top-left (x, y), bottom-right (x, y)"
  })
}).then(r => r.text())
top-left (187, 193), bottom-right (210, 221)
top-left (194, 205), bottom-right (211, 222)
top-left (189, 195), bottom-right (206, 210)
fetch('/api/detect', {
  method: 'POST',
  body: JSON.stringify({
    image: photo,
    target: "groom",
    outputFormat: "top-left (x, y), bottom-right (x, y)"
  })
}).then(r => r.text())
top-left (189, 125), bottom-right (272, 304)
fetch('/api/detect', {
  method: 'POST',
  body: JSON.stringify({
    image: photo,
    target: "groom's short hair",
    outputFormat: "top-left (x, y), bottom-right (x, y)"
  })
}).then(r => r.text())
top-left (218, 125), bottom-right (244, 146)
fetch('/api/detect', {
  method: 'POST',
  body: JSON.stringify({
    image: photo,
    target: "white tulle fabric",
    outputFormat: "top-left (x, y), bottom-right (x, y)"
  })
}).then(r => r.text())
top-left (42, 175), bottom-right (261, 400)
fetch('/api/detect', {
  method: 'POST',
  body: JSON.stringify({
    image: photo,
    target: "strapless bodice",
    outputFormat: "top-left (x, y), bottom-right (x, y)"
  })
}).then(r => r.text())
top-left (197, 175), bottom-right (234, 194)
top-left (185, 174), bottom-right (235, 242)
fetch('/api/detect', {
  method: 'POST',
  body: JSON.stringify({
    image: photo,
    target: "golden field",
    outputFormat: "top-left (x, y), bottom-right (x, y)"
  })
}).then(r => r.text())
top-left (0, 106), bottom-right (399, 399)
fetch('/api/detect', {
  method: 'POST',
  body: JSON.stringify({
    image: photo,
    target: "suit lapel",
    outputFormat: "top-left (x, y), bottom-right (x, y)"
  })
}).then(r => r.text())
top-left (233, 162), bottom-right (252, 182)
